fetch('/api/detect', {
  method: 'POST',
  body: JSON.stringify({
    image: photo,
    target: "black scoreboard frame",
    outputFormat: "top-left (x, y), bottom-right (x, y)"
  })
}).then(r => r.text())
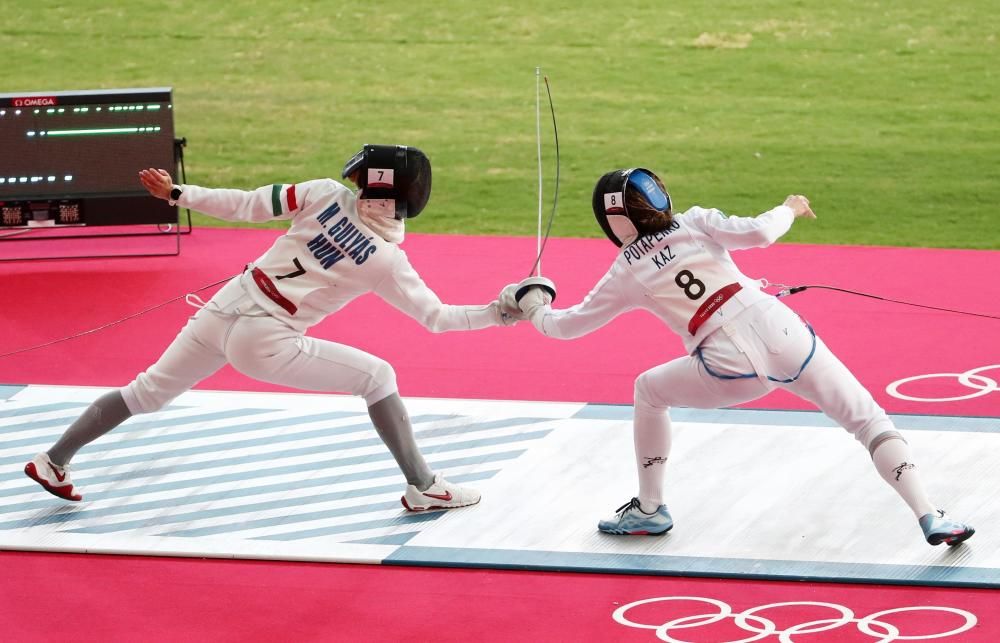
top-left (0, 87), bottom-right (191, 261)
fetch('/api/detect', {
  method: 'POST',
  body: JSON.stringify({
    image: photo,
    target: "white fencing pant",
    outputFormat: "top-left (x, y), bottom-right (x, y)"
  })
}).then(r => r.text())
top-left (631, 298), bottom-right (902, 510)
top-left (122, 280), bottom-right (397, 414)
top-left (635, 298), bottom-right (896, 450)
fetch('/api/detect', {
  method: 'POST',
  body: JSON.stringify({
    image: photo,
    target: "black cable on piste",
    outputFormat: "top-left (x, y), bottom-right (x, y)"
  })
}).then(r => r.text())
top-left (777, 285), bottom-right (1000, 321)
top-left (0, 275), bottom-right (235, 359)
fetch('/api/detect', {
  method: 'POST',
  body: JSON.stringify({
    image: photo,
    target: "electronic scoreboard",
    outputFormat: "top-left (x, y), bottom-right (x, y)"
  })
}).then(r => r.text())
top-left (0, 87), bottom-right (177, 229)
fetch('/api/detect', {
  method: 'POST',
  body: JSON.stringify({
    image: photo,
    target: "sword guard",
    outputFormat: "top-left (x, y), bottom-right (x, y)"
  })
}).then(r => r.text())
top-left (514, 276), bottom-right (557, 304)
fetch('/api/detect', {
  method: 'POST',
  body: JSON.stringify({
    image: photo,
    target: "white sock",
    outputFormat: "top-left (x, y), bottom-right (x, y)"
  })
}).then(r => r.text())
top-left (633, 403), bottom-right (671, 514)
top-left (871, 435), bottom-right (936, 518)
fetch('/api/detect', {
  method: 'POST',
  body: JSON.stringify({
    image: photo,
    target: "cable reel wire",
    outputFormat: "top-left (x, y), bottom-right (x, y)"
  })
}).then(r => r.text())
top-left (527, 74), bottom-right (560, 279)
top-left (776, 284), bottom-right (1000, 321)
top-left (0, 275), bottom-right (235, 360)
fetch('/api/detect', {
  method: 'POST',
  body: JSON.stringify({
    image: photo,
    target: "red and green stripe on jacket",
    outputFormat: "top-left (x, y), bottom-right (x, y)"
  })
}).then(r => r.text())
top-left (270, 183), bottom-right (299, 217)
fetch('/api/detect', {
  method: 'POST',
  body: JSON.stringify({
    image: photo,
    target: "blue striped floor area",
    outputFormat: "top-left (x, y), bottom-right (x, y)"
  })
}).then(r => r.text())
top-left (1, 385), bottom-right (997, 587)
top-left (0, 387), bottom-right (556, 549)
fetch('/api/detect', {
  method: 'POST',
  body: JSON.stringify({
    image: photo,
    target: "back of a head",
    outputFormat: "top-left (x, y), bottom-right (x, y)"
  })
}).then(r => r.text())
top-left (341, 144), bottom-right (432, 219)
top-left (592, 168), bottom-right (673, 247)
top-left (624, 171), bottom-right (672, 236)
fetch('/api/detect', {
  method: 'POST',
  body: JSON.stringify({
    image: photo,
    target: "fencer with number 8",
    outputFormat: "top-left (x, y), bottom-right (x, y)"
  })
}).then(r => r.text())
top-left (513, 167), bottom-right (974, 546)
top-left (24, 144), bottom-right (519, 512)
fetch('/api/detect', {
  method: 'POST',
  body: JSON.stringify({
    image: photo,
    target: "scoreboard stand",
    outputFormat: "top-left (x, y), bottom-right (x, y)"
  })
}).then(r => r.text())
top-left (0, 87), bottom-right (190, 261)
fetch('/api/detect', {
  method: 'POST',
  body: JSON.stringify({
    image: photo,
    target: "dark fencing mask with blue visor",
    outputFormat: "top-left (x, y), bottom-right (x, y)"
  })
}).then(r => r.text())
top-left (341, 144), bottom-right (432, 219)
top-left (592, 168), bottom-right (672, 247)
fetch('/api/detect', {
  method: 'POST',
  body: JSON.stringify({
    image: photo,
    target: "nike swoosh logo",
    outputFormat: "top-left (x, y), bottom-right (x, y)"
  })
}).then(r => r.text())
top-left (50, 465), bottom-right (67, 483)
top-left (423, 491), bottom-right (452, 501)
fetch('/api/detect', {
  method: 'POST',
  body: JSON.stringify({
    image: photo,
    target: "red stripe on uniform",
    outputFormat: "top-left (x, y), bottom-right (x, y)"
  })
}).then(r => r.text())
top-left (251, 268), bottom-right (297, 315)
top-left (286, 184), bottom-right (298, 211)
top-left (688, 282), bottom-right (743, 335)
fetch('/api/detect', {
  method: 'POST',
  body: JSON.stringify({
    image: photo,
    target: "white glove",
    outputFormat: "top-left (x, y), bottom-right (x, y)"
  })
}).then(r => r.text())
top-left (498, 283), bottom-right (527, 321)
top-left (489, 300), bottom-right (520, 327)
top-left (517, 286), bottom-right (552, 315)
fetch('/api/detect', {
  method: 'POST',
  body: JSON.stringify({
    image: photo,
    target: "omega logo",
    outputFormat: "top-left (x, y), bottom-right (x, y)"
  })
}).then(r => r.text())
top-left (12, 97), bottom-right (57, 107)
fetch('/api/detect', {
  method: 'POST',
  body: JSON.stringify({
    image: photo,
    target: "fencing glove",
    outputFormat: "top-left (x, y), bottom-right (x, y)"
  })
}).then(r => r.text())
top-left (517, 285), bottom-right (553, 316)
top-left (498, 283), bottom-right (527, 322)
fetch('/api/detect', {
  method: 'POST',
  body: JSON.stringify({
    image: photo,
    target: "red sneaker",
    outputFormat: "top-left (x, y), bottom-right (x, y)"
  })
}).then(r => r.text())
top-left (24, 453), bottom-right (83, 501)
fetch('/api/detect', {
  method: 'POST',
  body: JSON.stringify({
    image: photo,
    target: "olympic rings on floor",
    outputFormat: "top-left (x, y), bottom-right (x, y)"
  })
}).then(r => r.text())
top-left (886, 364), bottom-right (1000, 402)
top-left (612, 595), bottom-right (977, 642)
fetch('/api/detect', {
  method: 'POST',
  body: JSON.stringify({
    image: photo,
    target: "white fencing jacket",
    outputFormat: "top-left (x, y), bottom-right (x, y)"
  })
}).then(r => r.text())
top-left (176, 179), bottom-right (502, 332)
top-left (528, 205), bottom-right (796, 353)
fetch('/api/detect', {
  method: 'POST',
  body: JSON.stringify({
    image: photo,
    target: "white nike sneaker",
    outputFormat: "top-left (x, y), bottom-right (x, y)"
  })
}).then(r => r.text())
top-left (24, 452), bottom-right (83, 501)
top-left (401, 474), bottom-right (481, 511)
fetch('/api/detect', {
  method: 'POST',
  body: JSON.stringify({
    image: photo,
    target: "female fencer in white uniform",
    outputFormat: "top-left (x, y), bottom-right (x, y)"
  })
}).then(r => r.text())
top-left (512, 167), bottom-right (973, 546)
top-left (26, 145), bottom-right (513, 512)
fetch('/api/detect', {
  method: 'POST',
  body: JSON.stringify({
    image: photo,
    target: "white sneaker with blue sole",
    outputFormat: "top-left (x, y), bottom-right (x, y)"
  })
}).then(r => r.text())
top-left (919, 510), bottom-right (974, 546)
top-left (598, 497), bottom-right (673, 535)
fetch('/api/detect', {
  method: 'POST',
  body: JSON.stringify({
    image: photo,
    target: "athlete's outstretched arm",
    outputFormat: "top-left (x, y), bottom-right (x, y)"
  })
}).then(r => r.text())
top-left (374, 252), bottom-right (509, 333)
top-left (519, 267), bottom-right (633, 340)
top-left (685, 195), bottom-right (815, 250)
top-left (139, 168), bottom-right (333, 223)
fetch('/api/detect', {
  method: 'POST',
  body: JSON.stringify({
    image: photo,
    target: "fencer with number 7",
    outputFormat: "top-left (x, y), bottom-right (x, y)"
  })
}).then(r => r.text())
top-left (25, 144), bottom-right (519, 511)
top-left (509, 168), bottom-right (974, 546)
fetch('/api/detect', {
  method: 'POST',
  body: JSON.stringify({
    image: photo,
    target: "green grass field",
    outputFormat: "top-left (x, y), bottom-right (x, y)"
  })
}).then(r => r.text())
top-left (5, 1), bottom-right (998, 248)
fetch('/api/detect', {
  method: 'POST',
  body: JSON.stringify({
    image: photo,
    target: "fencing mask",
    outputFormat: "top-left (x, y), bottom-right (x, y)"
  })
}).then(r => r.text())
top-left (591, 168), bottom-right (671, 247)
top-left (341, 144), bottom-right (432, 219)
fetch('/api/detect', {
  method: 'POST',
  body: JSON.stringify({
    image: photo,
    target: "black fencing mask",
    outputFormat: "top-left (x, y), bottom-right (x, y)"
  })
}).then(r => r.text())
top-left (341, 144), bottom-right (432, 219)
top-left (591, 168), bottom-right (671, 247)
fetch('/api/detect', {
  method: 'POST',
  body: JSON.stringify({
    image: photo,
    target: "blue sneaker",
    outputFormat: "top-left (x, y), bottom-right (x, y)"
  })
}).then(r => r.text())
top-left (598, 497), bottom-right (673, 535)
top-left (919, 510), bottom-right (974, 546)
